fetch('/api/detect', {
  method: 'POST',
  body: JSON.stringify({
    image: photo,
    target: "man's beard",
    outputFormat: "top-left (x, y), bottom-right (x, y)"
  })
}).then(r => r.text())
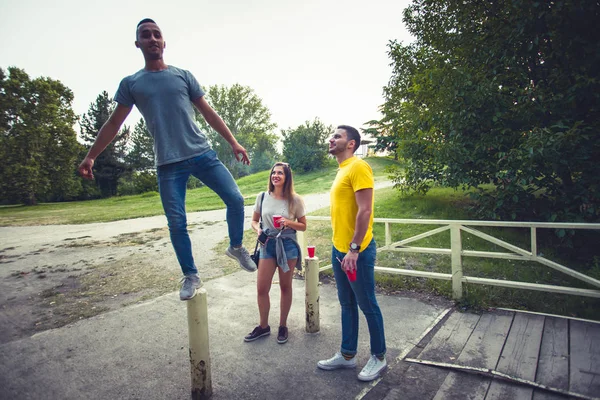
top-left (328, 146), bottom-right (341, 155)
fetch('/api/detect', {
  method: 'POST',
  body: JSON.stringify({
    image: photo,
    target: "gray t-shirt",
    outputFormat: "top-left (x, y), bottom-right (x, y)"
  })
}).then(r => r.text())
top-left (254, 192), bottom-right (306, 231)
top-left (115, 66), bottom-right (211, 166)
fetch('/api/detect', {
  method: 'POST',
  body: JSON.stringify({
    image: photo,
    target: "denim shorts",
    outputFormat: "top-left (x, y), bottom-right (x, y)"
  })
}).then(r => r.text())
top-left (259, 238), bottom-right (299, 260)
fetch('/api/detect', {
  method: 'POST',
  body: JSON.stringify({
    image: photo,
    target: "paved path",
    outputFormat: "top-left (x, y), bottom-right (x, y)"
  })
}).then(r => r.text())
top-left (0, 270), bottom-right (450, 399)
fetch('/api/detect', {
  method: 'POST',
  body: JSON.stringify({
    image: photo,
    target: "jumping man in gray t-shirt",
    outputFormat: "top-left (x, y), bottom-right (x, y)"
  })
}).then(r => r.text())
top-left (78, 18), bottom-right (257, 300)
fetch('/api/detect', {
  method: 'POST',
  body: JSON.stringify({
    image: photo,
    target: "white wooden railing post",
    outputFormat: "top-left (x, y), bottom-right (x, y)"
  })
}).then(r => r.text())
top-left (187, 288), bottom-right (212, 399)
top-left (450, 224), bottom-right (463, 300)
top-left (305, 256), bottom-right (320, 333)
top-left (385, 222), bottom-right (391, 247)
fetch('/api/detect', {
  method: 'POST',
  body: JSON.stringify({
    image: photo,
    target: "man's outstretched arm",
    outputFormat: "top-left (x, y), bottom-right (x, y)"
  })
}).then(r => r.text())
top-left (78, 103), bottom-right (132, 180)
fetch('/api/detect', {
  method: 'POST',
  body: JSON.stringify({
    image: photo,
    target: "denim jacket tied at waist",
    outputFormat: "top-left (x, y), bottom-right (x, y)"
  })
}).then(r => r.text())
top-left (262, 227), bottom-right (302, 273)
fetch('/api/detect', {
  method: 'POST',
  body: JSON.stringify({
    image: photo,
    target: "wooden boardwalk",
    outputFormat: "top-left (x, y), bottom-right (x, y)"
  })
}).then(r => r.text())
top-left (365, 309), bottom-right (600, 400)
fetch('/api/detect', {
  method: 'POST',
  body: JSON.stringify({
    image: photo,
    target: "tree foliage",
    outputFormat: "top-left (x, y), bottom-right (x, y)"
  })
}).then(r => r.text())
top-left (80, 91), bottom-right (131, 197)
top-left (371, 0), bottom-right (600, 222)
top-left (125, 118), bottom-right (154, 171)
top-left (0, 67), bottom-right (82, 205)
top-left (195, 84), bottom-right (278, 178)
top-left (281, 118), bottom-right (331, 173)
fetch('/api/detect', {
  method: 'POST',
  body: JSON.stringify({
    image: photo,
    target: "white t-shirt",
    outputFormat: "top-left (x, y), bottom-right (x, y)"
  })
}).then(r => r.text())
top-left (253, 192), bottom-right (305, 230)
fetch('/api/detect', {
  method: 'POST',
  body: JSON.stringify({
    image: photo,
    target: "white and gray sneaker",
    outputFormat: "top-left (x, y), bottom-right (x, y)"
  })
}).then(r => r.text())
top-left (317, 352), bottom-right (357, 370)
top-left (358, 355), bottom-right (387, 381)
top-left (226, 246), bottom-right (257, 272)
top-left (180, 274), bottom-right (202, 301)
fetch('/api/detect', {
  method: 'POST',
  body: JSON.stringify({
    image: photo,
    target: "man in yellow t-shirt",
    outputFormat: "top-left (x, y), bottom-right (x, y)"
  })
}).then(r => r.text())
top-left (317, 125), bottom-right (387, 382)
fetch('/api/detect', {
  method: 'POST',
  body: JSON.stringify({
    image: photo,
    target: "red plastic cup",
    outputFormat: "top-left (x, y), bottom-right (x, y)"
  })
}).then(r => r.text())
top-left (307, 246), bottom-right (316, 258)
top-left (273, 215), bottom-right (283, 228)
top-left (346, 268), bottom-right (357, 282)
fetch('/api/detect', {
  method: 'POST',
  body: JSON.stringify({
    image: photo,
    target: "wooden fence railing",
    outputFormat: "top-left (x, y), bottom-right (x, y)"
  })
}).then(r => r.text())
top-left (298, 217), bottom-right (600, 300)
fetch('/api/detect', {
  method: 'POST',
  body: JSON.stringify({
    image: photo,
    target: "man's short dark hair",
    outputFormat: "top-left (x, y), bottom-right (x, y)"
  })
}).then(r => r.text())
top-left (136, 18), bottom-right (157, 38)
top-left (338, 125), bottom-right (361, 153)
top-left (137, 18), bottom-right (156, 28)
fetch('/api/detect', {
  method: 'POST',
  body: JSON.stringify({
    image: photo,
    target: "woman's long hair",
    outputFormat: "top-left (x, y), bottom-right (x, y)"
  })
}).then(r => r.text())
top-left (268, 162), bottom-right (303, 216)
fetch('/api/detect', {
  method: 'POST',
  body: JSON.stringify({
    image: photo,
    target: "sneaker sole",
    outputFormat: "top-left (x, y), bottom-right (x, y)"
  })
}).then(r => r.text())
top-left (357, 365), bottom-right (387, 382)
top-left (277, 337), bottom-right (288, 344)
top-left (244, 331), bottom-right (270, 342)
top-left (317, 362), bottom-right (356, 371)
top-left (226, 249), bottom-right (257, 272)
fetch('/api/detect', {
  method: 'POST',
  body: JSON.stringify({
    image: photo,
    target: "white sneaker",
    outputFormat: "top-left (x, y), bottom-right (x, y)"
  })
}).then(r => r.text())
top-left (358, 355), bottom-right (387, 381)
top-left (317, 352), bottom-right (357, 370)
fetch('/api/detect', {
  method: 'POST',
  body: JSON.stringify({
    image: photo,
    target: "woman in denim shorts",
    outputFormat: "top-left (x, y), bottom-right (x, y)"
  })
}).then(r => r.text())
top-left (245, 162), bottom-right (306, 344)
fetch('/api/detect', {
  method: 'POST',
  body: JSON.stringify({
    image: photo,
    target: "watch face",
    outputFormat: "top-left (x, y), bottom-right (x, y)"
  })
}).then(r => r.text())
top-left (350, 243), bottom-right (359, 250)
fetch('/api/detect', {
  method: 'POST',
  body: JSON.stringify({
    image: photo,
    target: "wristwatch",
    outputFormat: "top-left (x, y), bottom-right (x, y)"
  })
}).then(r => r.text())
top-left (349, 242), bottom-right (361, 253)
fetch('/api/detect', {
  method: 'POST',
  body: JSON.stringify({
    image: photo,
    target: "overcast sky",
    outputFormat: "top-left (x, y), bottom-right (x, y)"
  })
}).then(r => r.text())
top-left (1, 0), bottom-right (413, 137)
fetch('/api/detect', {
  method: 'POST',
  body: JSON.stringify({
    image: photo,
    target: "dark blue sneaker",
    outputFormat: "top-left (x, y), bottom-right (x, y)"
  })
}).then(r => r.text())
top-left (244, 325), bottom-right (270, 342)
top-left (277, 326), bottom-right (288, 344)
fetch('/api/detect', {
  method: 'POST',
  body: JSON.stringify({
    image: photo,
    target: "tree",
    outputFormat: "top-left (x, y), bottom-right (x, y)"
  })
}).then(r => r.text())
top-left (195, 84), bottom-right (278, 178)
top-left (80, 91), bottom-right (130, 197)
top-left (281, 119), bottom-right (331, 173)
top-left (363, 122), bottom-right (399, 160)
top-left (373, 0), bottom-right (600, 222)
top-left (125, 118), bottom-right (154, 171)
top-left (0, 67), bottom-right (82, 205)
top-left (115, 118), bottom-right (158, 196)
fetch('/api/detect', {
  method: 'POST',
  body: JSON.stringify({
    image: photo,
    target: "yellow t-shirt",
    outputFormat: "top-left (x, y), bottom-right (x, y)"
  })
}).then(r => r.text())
top-left (330, 156), bottom-right (374, 252)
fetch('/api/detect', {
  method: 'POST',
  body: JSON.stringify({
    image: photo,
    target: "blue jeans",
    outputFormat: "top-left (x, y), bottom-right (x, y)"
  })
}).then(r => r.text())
top-left (331, 239), bottom-right (386, 357)
top-left (157, 150), bottom-right (245, 275)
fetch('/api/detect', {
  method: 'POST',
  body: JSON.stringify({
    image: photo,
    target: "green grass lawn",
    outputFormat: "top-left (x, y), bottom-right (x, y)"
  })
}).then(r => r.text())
top-left (0, 157), bottom-right (398, 226)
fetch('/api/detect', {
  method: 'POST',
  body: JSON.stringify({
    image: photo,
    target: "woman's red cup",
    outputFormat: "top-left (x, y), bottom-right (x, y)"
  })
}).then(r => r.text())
top-left (307, 245), bottom-right (316, 258)
top-left (273, 215), bottom-right (283, 228)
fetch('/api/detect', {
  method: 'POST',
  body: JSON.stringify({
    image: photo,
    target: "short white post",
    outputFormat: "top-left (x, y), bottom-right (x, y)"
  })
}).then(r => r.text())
top-left (305, 256), bottom-right (320, 333)
top-left (450, 224), bottom-right (463, 300)
top-left (187, 288), bottom-right (212, 399)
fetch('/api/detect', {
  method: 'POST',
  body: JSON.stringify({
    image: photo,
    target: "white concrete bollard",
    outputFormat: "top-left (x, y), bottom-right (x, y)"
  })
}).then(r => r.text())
top-left (187, 288), bottom-right (212, 399)
top-left (305, 256), bottom-right (320, 333)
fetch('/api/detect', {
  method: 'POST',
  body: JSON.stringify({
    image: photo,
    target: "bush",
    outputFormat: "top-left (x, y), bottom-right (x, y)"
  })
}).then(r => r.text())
top-left (118, 171), bottom-right (158, 196)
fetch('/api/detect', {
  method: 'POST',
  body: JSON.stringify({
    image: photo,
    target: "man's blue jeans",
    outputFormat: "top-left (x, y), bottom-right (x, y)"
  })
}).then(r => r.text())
top-left (331, 239), bottom-right (386, 357)
top-left (157, 150), bottom-right (245, 276)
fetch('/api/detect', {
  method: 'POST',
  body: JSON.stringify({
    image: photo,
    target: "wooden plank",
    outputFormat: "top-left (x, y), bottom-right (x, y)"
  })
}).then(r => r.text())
top-left (406, 358), bottom-right (597, 400)
top-left (485, 313), bottom-right (545, 400)
top-left (433, 311), bottom-right (514, 400)
top-left (395, 311), bottom-right (481, 399)
top-left (570, 320), bottom-right (600, 397)
top-left (532, 317), bottom-right (569, 400)
top-left (420, 311), bottom-right (481, 361)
